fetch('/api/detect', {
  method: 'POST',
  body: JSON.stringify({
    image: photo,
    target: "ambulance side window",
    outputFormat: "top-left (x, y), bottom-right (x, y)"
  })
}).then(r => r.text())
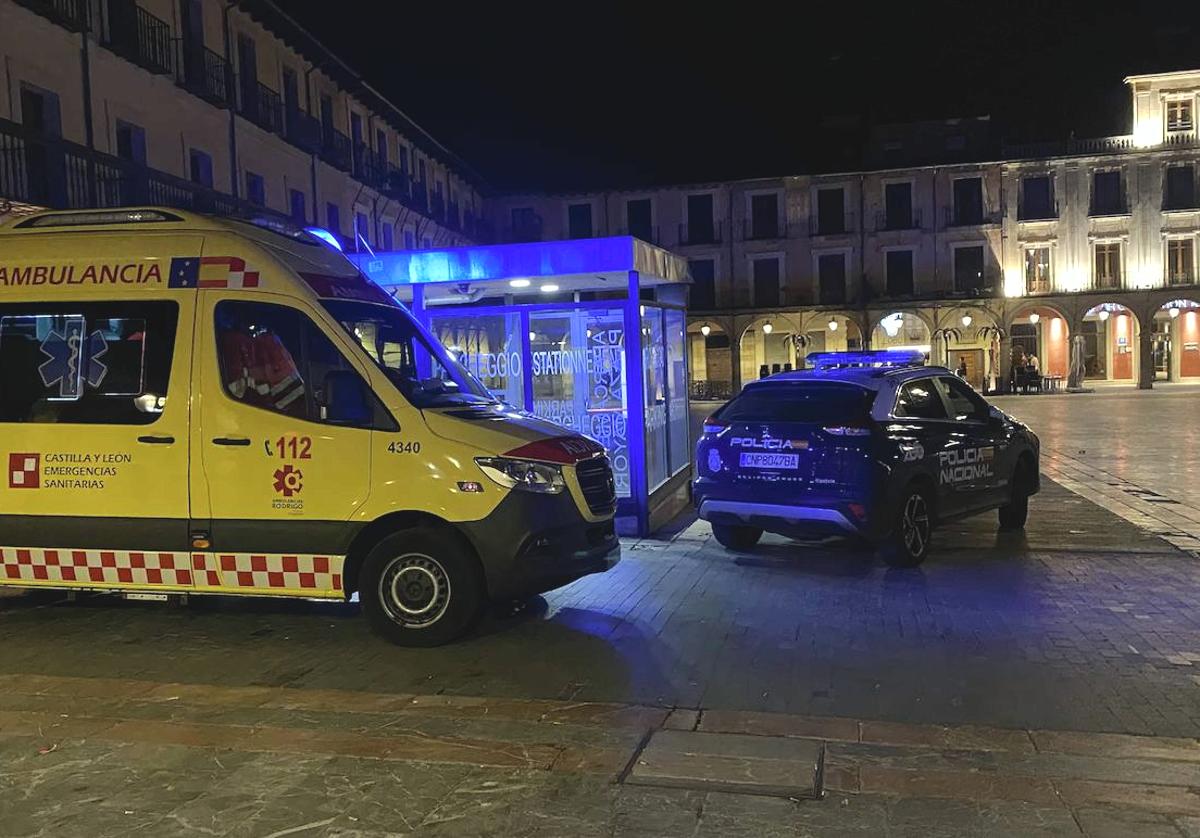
top-left (894, 379), bottom-right (947, 420)
top-left (0, 301), bottom-right (177, 425)
top-left (214, 300), bottom-right (373, 427)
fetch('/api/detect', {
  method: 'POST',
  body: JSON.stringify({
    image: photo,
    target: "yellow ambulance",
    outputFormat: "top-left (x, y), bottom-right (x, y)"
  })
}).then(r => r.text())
top-left (0, 208), bottom-right (619, 645)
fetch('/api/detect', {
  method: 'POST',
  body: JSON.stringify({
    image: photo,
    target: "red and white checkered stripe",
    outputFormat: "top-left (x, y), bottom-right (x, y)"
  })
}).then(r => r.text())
top-left (193, 553), bottom-right (342, 594)
top-left (199, 256), bottom-right (260, 289)
top-left (0, 548), bottom-right (193, 586)
top-left (0, 548), bottom-right (344, 595)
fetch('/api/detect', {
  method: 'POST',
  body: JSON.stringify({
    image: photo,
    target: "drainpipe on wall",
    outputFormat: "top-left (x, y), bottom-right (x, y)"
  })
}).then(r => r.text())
top-left (78, 12), bottom-right (96, 204)
top-left (859, 174), bottom-right (868, 347)
top-left (304, 62), bottom-right (321, 226)
top-left (222, 2), bottom-right (239, 199)
top-left (932, 169), bottom-right (939, 294)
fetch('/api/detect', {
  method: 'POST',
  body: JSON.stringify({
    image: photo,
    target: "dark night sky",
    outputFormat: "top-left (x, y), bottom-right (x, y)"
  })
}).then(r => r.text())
top-left (282, 1), bottom-right (1200, 193)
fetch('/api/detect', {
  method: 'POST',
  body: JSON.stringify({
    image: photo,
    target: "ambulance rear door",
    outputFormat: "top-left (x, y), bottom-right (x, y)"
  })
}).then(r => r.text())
top-left (0, 233), bottom-right (199, 590)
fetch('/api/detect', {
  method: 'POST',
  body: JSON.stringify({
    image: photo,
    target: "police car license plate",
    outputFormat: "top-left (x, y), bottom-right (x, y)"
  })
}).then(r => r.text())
top-left (739, 452), bottom-right (799, 469)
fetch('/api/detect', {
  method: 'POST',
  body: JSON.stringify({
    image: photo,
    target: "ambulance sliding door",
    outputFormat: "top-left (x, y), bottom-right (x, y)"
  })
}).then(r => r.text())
top-left (0, 234), bottom-right (198, 591)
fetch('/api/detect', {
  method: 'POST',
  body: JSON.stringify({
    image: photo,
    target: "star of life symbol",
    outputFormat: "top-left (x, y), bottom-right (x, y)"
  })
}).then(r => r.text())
top-left (37, 316), bottom-right (109, 398)
top-left (273, 464), bottom-right (303, 497)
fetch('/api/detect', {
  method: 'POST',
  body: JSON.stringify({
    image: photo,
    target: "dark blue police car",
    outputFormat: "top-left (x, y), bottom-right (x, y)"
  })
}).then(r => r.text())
top-left (693, 351), bottom-right (1040, 567)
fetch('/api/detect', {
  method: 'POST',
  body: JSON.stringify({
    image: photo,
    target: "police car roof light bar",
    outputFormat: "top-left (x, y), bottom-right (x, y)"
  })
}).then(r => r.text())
top-left (807, 350), bottom-right (927, 370)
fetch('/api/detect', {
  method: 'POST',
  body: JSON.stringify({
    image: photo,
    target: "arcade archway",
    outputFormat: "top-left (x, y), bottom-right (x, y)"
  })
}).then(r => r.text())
top-left (687, 320), bottom-right (733, 400)
top-left (1152, 299), bottom-right (1200, 382)
top-left (1082, 303), bottom-right (1140, 384)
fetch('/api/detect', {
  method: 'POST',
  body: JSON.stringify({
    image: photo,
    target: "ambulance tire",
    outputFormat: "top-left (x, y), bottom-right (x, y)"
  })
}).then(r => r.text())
top-left (361, 528), bottom-right (485, 647)
top-left (877, 485), bottom-right (932, 568)
top-left (712, 524), bottom-right (762, 552)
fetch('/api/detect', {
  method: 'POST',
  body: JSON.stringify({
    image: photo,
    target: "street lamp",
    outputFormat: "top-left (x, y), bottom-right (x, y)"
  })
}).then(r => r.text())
top-left (828, 319), bottom-right (839, 331)
top-left (1170, 306), bottom-right (1181, 319)
top-left (961, 314), bottom-right (973, 327)
top-left (700, 323), bottom-right (712, 336)
top-left (1029, 312), bottom-right (1040, 325)
top-left (762, 322), bottom-right (774, 334)
top-left (1098, 310), bottom-right (1110, 322)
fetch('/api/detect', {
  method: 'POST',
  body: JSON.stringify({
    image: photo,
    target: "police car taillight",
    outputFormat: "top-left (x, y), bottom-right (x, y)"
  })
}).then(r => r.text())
top-left (702, 417), bottom-right (728, 435)
top-left (822, 425), bottom-right (872, 437)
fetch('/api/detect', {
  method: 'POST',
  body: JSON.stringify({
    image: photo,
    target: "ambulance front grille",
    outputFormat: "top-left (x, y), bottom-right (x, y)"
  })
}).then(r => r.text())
top-left (576, 456), bottom-right (617, 515)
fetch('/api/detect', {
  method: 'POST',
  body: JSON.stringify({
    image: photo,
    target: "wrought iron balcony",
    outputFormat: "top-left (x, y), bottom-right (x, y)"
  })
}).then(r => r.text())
top-left (240, 82), bottom-right (284, 135)
top-left (179, 45), bottom-right (232, 107)
top-left (743, 217), bottom-right (785, 240)
top-left (678, 220), bottom-right (721, 245)
top-left (13, 0), bottom-right (88, 31)
top-left (381, 166), bottom-right (410, 201)
top-left (446, 200), bottom-right (461, 231)
top-left (875, 208), bottom-right (923, 231)
top-left (942, 206), bottom-right (997, 227)
top-left (809, 212), bottom-right (855, 236)
top-left (408, 180), bottom-right (428, 213)
top-left (284, 110), bottom-right (321, 154)
top-left (320, 127), bottom-right (352, 172)
top-left (430, 192), bottom-right (446, 222)
top-left (0, 116), bottom-right (282, 221)
top-left (1017, 201), bottom-right (1058, 222)
top-left (104, 3), bottom-right (173, 76)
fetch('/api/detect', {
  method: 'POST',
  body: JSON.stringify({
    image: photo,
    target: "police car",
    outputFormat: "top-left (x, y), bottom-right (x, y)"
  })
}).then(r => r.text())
top-left (693, 351), bottom-right (1040, 567)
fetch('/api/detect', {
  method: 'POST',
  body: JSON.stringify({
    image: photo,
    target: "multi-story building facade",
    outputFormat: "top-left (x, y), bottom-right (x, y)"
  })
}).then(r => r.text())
top-left (0, 0), bottom-right (488, 249)
top-left (491, 70), bottom-right (1200, 395)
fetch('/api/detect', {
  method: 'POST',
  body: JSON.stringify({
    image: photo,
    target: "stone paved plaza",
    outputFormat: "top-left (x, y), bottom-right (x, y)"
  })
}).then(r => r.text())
top-left (2, 389), bottom-right (1200, 835)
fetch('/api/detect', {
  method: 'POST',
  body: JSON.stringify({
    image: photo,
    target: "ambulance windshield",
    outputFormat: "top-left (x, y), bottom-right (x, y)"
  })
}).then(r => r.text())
top-left (321, 300), bottom-right (495, 408)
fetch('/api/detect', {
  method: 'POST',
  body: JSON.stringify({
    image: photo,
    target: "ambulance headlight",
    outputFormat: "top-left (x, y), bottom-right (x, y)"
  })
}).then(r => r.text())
top-left (475, 457), bottom-right (566, 494)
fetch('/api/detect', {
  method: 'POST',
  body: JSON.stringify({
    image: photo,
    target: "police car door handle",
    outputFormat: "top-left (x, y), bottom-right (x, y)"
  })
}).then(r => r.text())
top-left (137, 435), bottom-right (175, 445)
top-left (212, 436), bottom-right (251, 447)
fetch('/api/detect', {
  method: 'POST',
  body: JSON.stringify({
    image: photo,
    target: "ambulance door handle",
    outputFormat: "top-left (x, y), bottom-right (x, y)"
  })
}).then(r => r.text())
top-left (212, 437), bottom-right (252, 447)
top-left (137, 435), bottom-right (176, 445)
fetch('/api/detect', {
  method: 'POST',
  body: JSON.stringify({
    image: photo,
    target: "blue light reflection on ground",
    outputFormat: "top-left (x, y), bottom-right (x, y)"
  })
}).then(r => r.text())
top-left (350, 238), bottom-right (638, 285)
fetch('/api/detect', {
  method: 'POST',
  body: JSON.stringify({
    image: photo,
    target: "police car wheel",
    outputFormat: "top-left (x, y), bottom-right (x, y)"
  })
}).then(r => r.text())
top-left (712, 524), bottom-right (762, 552)
top-left (360, 528), bottom-right (485, 647)
top-left (998, 493), bottom-right (1029, 530)
top-left (879, 487), bottom-right (932, 567)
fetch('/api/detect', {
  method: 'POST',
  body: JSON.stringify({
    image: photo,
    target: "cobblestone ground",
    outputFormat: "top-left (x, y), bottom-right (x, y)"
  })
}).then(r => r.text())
top-left (2, 391), bottom-right (1200, 835)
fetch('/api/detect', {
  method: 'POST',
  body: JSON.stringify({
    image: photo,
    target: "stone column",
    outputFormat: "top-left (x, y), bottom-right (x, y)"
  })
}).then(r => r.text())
top-left (1138, 316), bottom-right (1155, 389)
top-left (729, 325), bottom-right (743, 395)
top-left (997, 332), bottom-right (1013, 394)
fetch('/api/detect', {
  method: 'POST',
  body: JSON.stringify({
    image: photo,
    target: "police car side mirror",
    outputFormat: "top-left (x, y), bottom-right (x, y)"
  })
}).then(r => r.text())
top-left (321, 370), bottom-right (371, 425)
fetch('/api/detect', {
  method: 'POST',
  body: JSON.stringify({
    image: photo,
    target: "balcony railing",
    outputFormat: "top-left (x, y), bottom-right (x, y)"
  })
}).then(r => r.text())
top-left (618, 225), bottom-right (659, 244)
top-left (381, 166), bottom-right (410, 201)
top-left (241, 82), bottom-right (284, 135)
top-left (1017, 202), bottom-right (1058, 222)
top-left (1089, 197), bottom-right (1130, 217)
top-left (14, 0), bottom-right (87, 30)
top-left (320, 127), bottom-right (352, 172)
top-left (409, 180), bottom-right (428, 213)
top-left (179, 45), bottom-right (232, 107)
top-left (875, 208), bottom-right (923, 231)
top-left (1167, 271), bottom-right (1196, 287)
top-left (678, 220), bottom-right (721, 245)
top-left (446, 200), bottom-right (461, 231)
top-left (0, 116), bottom-right (283, 221)
top-left (284, 110), bottom-right (321, 154)
top-left (942, 206), bottom-right (999, 227)
top-left (104, 3), bottom-right (173, 76)
top-left (809, 212), bottom-right (855, 236)
top-left (1094, 273), bottom-right (1123, 290)
top-left (743, 218), bottom-right (785, 240)
top-left (430, 192), bottom-right (446, 223)
top-left (1025, 278), bottom-right (1052, 295)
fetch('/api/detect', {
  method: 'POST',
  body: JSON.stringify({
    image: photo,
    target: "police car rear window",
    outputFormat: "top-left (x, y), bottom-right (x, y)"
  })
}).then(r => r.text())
top-left (718, 382), bottom-right (873, 423)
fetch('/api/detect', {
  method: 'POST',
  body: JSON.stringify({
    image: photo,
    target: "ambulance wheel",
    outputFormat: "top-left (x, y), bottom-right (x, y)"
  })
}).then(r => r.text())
top-left (360, 528), bottom-right (485, 647)
top-left (712, 524), bottom-right (762, 552)
top-left (878, 486), bottom-right (932, 568)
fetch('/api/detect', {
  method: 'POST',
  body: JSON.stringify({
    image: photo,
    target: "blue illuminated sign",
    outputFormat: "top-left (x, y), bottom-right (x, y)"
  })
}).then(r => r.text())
top-left (807, 350), bottom-right (927, 369)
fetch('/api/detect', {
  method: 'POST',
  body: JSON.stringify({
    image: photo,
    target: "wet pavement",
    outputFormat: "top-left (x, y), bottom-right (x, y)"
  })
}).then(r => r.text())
top-left (2, 391), bottom-right (1200, 835)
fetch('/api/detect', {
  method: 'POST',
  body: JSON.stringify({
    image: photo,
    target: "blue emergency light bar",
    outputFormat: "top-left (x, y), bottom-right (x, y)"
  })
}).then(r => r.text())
top-left (807, 350), bottom-right (927, 370)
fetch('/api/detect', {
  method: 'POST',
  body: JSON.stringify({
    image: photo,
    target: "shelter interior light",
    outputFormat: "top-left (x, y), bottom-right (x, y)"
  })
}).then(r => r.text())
top-left (961, 314), bottom-right (973, 327)
top-left (828, 319), bottom-right (839, 332)
top-left (700, 324), bottom-right (711, 336)
top-left (529, 331), bottom-right (537, 341)
top-left (540, 284), bottom-right (559, 293)
top-left (510, 278), bottom-right (531, 288)
top-left (762, 322), bottom-right (773, 334)
top-left (1029, 312), bottom-right (1040, 324)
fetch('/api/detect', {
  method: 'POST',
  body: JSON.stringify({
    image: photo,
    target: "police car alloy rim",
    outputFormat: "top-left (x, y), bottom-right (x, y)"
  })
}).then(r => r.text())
top-left (379, 553), bottom-right (452, 627)
top-left (901, 494), bottom-right (930, 555)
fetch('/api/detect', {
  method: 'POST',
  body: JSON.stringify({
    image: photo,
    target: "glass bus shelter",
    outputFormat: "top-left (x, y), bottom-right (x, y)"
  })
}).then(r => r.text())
top-left (353, 237), bottom-right (692, 536)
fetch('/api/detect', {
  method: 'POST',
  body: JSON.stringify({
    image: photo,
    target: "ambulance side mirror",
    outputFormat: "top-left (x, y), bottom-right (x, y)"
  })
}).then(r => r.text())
top-left (321, 370), bottom-right (371, 425)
